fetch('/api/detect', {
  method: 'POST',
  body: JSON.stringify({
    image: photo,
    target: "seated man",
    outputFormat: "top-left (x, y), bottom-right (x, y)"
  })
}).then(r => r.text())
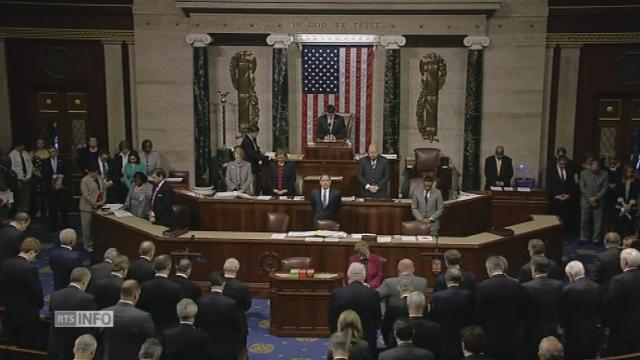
top-left (225, 147), bottom-right (253, 194)
top-left (411, 175), bottom-right (444, 236)
top-left (317, 104), bottom-right (347, 141)
top-left (310, 174), bottom-right (342, 222)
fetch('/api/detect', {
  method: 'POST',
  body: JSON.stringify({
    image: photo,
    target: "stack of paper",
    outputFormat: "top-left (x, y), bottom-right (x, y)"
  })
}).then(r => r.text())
top-left (112, 209), bottom-right (134, 218)
top-left (270, 233), bottom-right (287, 239)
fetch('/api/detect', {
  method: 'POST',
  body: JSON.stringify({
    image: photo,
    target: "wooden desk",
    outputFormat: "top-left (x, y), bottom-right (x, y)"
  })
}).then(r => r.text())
top-left (304, 141), bottom-right (353, 160)
top-left (175, 191), bottom-right (491, 236)
top-left (93, 213), bottom-right (563, 298)
top-left (269, 272), bottom-right (343, 337)
top-left (485, 189), bottom-right (548, 228)
top-left (258, 158), bottom-right (400, 198)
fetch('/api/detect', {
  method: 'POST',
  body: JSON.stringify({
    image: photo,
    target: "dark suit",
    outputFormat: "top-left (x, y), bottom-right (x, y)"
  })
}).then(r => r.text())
top-left (137, 275), bottom-right (185, 332)
top-left (433, 269), bottom-right (476, 293)
top-left (590, 247), bottom-right (622, 294)
top-left (519, 257), bottom-right (563, 283)
top-left (150, 181), bottom-right (174, 228)
top-left (47, 285), bottom-right (97, 360)
top-left (171, 274), bottom-right (201, 301)
top-left (267, 161), bottom-right (296, 195)
top-left (475, 274), bottom-right (525, 360)
top-left (127, 257), bottom-right (155, 284)
top-left (381, 295), bottom-right (409, 347)
top-left (310, 187), bottom-right (342, 221)
top-left (521, 276), bottom-right (564, 360)
top-left (241, 135), bottom-right (267, 175)
top-left (0, 256), bottom-right (44, 347)
top-left (94, 273), bottom-right (124, 309)
top-left (101, 301), bottom-right (156, 360)
top-left (196, 291), bottom-right (243, 360)
top-left (316, 113), bottom-right (347, 140)
top-left (430, 286), bottom-right (474, 360)
top-left (223, 277), bottom-right (252, 347)
top-left (561, 278), bottom-right (601, 360)
top-left (547, 164), bottom-right (576, 228)
top-left (378, 342), bottom-right (435, 360)
top-left (88, 260), bottom-right (113, 294)
top-left (329, 282), bottom-right (381, 355)
top-left (41, 157), bottom-right (69, 230)
top-left (328, 339), bottom-right (370, 360)
top-left (49, 246), bottom-right (83, 290)
top-left (603, 268), bottom-right (640, 355)
top-left (357, 155), bottom-right (390, 198)
top-left (409, 316), bottom-right (444, 359)
top-left (0, 224), bottom-right (24, 269)
top-left (484, 155), bottom-right (513, 190)
top-left (161, 323), bottom-right (215, 360)
top-left (615, 180), bottom-right (640, 236)
top-left (111, 152), bottom-right (128, 203)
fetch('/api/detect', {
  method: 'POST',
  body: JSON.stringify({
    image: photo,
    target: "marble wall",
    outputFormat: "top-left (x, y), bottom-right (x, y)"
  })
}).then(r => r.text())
top-left (132, 0), bottom-right (548, 188)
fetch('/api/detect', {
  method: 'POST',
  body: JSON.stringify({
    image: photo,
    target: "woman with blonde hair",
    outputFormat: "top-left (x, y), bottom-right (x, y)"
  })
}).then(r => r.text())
top-left (348, 240), bottom-right (383, 288)
top-left (328, 310), bottom-right (371, 360)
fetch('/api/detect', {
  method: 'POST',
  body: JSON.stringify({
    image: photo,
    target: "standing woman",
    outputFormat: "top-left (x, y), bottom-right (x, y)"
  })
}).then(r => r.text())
top-left (123, 151), bottom-right (146, 190)
top-left (139, 139), bottom-right (162, 174)
top-left (124, 172), bottom-right (153, 219)
top-left (30, 139), bottom-right (49, 217)
top-left (267, 148), bottom-right (297, 196)
top-left (348, 240), bottom-right (383, 289)
top-left (616, 165), bottom-right (639, 237)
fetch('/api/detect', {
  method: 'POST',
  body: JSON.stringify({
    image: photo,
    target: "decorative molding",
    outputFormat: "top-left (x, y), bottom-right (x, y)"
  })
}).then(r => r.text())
top-left (266, 34), bottom-right (293, 49)
top-left (0, 27), bottom-right (133, 42)
top-left (294, 33), bottom-right (379, 44)
top-left (546, 32), bottom-right (640, 44)
top-left (380, 36), bottom-right (406, 49)
top-left (463, 36), bottom-right (490, 50)
top-left (186, 33), bottom-right (212, 47)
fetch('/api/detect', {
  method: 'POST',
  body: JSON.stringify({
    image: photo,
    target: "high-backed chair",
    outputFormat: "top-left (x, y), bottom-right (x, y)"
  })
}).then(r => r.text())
top-left (401, 221), bottom-right (430, 236)
top-left (280, 257), bottom-right (312, 271)
top-left (172, 204), bottom-right (191, 230)
top-left (168, 170), bottom-right (189, 190)
top-left (315, 219), bottom-right (340, 231)
top-left (414, 148), bottom-right (441, 177)
top-left (266, 212), bottom-right (290, 233)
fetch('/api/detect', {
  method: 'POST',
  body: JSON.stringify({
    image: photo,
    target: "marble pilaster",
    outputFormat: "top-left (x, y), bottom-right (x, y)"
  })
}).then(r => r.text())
top-left (0, 39), bottom-right (12, 154)
top-left (461, 36), bottom-right (489, 191)
top-left (267, 34), bottom-right (293, 151)
top-left (187, 33), bottom-right (213, 187)
top-left (381, 36), bottom-right (405, 154)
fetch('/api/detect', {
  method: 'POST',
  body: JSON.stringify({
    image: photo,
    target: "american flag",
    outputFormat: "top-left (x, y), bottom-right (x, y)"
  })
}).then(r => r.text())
top-left (301, 45), bottom-right (374, 153)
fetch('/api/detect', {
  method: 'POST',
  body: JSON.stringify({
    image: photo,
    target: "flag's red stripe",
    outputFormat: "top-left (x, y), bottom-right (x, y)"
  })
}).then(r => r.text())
top-left (355, 48), bottom-right (362, 153)
top-left (344, 48), bottom-right (351, 118)
top-left (302, 94), bottom-right (307, 149)
top-left (366, 48), bottom-right (374, 149)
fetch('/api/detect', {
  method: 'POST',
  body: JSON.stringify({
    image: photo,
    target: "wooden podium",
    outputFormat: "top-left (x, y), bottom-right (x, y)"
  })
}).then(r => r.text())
top-left (269, 272), bottom-right (343, 337)
top-left (305, 141), bottom-right (353, 160)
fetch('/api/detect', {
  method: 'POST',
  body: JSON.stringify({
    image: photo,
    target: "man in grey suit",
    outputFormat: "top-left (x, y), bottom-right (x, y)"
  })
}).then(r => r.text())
top-left (411, 175), bottom-right (444, 236)
top-left (579, 159), bottom-right (608, 243)
top-left (100, 280), bottom-right (155, 360)
top-left (358, 143), bottom-right (390, 198)
top-left (377, 258), bottom-right (427, 299)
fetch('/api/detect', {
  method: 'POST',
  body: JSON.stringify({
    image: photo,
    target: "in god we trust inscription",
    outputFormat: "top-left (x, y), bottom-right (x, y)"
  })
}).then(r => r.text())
top-left (291, 22), bottom-right (381, 31)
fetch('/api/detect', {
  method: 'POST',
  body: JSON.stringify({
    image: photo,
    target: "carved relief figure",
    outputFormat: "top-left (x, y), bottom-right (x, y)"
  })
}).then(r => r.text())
top-left (416, 53), bottom-right (447, 142)
top-left (229, 50), bottom-right (260, 134)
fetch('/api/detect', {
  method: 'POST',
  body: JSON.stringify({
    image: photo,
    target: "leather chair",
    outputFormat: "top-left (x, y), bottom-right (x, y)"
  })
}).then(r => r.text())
top-left (266, 212), bottom-right (290, 233)
top-left (280, 257), bottom-right (312, 271)
top-left (168, 170), bottom-right (189, 189)
top-left (315, 219), bottom-right (340, 231)
top-left (414, 148), bottom-right (441, 177)
top-left (172, 204), bottom-right (191, 230)
top-left (401, 221), bottom-right (430, 236)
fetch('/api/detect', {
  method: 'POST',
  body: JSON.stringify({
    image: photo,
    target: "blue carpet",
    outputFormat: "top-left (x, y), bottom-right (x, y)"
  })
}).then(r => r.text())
top-left (27, 215), bottom-right (605, 360)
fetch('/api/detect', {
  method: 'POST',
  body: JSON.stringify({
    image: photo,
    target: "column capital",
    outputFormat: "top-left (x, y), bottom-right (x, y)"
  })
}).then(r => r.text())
top-left (463, 36), bottom-right (490, 50)
top-left (186, 33), bottom-right (212, 47)
top-left (380, 35), bottom-right (406, 49)
top-left (266, 34), bottom-right (293, 49)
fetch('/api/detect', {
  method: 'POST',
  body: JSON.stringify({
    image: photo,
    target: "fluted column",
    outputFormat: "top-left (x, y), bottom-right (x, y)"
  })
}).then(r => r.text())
top-left (267, 34), bottom-right (293, 151)
top-left (461, 36), bottom-right (490, 191)
top-left (381, 36), bottom-right (406, 154)
top-left (186, 33), bottom-right (212, 187)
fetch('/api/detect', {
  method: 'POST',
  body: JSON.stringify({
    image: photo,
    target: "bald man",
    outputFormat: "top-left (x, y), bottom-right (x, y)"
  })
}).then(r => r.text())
top-left (377, 259), bottom-right (428, 299)
top-left (484, 145), bottom-right (513, 190)
top-left (358, 144), bottom-right (390, 198)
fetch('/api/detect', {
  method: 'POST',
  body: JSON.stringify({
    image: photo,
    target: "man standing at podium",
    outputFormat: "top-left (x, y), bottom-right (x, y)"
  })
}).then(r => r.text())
top-left (317, 105), bottom-right (347, 141)
top-left (484, 145), bottom-right (513, 190)
top-left (358, 144), bottom-right (390, 198)
top-left (411, 175), bottom-right (444, 236)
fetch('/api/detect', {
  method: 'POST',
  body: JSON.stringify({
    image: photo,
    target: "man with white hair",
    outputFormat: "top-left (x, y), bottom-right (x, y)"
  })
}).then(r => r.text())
top-left (561, 261), bottom-right (600, 360)
top-left (407, 291), bottom-right (443, 358)
top-left (161, 298), bottom-right (214, 360)
top-left (377, 258), bottom-right (427, 299)
top-left (329, 262), bottom-right (381, 355)
top-left (48, 267), bottom-right (96, 360)
top-left (88, 247), bottom-right (118, 294)
top-left (49, 228), bottom-right (83, 290)
top-left (138, 338), bottom-right (162, 360)
top-left (603, 248), bottom-right (640, 355)
top-left (73, 334), bottom-right (97, 360)
top-left (222, 257), bottom-right (251, 360)
top-left (537, 336), bottom-right (564, 360)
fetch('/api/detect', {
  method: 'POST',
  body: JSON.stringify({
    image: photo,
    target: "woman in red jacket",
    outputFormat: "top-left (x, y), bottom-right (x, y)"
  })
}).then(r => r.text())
top-left (348, 240), bottom-right (384, 288)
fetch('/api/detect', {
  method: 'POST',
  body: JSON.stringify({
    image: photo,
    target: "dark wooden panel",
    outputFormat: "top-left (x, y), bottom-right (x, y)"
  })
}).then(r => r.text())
top-left (486, 189), bottom-right (549, 229)
top-left (0, 2), bottom-right (133, 30)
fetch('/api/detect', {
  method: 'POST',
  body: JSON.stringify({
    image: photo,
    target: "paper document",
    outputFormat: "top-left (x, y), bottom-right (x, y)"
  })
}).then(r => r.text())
top-left (417, 236), bottom-right (434, 242)
top-left (324, 237), bottom-right (340, 242)
top-left (293, 196), bottom-right (305, 201)
top-left (288, 231), bottom-right (317, 237)
top-left (517, 187), bottom-right (531, 192)
top-left (256, 195), bottom-right (272, 200)
top-left (351, 233), bottom-right (376, 239)
top-left (341, 196), bottom-right (356, 202)
top-left (377, 236), bottom-right (392, 243)
top-left (270, 233), bottom-right (287, 239)
top-left (213, 192), bottom-right (236, 199)
top-left (315, 230), bottom-right (348, 238)
top-left (304, 237), bottom-right (324, 242)
top-left (490, 186), bottom-right (503, 191)
top-left (103, 204), bottom-right (123, 210)
top-left (401, 236), bottom-right (417, 241)
top-left (112, 209), bottom-right (134, 218)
